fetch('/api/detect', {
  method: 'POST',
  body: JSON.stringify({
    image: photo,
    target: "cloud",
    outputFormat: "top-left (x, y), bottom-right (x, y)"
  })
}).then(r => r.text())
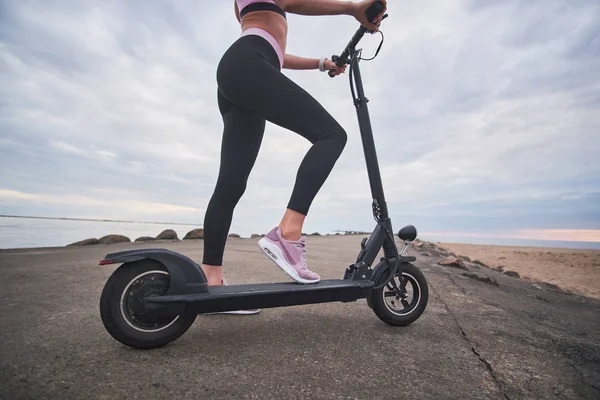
top-left (1, 0), bottom-right (599, 240)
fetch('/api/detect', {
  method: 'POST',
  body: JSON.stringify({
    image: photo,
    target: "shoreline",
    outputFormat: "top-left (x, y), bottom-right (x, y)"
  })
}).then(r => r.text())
top-left (435, 241), bottom-right (600, 300)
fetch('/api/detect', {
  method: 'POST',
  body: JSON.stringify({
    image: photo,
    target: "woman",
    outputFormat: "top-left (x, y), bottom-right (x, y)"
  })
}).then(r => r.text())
top-left (201, 0), bottom-right (387, 300)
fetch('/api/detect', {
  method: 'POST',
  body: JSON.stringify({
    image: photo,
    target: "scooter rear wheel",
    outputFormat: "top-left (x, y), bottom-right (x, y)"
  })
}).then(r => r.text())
top-left (100, 259), bottom-right (197, 349)
top-left (370, 262), bottom-right (428, 326)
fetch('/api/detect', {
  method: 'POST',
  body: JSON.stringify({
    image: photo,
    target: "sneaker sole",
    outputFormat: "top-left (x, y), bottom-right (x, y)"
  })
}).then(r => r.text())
top-left (258, 238), bottom-right (320, 284)
top-left (206, 309), bottom-right (260, 315)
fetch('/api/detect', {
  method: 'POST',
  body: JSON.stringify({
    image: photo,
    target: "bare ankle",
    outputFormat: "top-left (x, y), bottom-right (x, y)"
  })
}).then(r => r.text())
top-left (279, 226), bottom-right (301, 241)
top-left (202, 264), bottom-right (223, 286)
top-left (279, 208), bottom-right (305, 242)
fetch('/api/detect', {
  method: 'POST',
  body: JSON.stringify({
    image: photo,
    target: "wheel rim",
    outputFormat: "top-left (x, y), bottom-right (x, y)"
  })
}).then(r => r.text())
top-left (382, 272), bottom-right (421, 316)
top-left (119, 270), bottom-right (179, 333)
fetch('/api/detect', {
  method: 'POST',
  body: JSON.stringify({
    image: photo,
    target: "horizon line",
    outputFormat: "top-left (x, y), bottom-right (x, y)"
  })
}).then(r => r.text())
top-left (0, 214), bottom-right (203, 227)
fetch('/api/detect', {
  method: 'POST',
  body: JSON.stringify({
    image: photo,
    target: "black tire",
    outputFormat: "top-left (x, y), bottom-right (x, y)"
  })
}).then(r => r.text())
top-left (370, 262), bottom-right (428, 326)
top-left (100, 259), bottom-right (197, 349)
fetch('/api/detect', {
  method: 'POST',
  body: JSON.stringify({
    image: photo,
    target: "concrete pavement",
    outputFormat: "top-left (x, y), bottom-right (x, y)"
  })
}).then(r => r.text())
top-left (1, 235), bottom-right (599, 399)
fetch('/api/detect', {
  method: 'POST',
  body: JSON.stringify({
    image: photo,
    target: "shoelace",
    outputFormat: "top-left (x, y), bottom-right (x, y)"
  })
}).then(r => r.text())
top-left (296, 240), bottom-right (308, 268)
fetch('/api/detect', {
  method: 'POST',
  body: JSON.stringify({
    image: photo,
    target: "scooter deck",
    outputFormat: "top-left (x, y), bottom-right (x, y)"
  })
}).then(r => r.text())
top-left (144, 279), bottom-right (374, 315)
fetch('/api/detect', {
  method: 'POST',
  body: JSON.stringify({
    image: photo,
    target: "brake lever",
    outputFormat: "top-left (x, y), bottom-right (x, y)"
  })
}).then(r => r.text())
top-left (328, 55), bottom-right (352, 78)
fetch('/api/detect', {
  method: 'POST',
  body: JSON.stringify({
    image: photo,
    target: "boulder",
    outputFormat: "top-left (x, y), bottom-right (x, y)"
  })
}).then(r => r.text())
top-left (466, 262), bottom-right (480, 269)
top-left (156, 229), bottom-right (178, 240)
top-left (183, 229), bottom-right (204, 240)
top-left (67, 238), bottom-right (99, 246)
top-left (503, 270), bottom-right (520, 278)
top-left (228, 233), bottom-right (241, 238)
top-left (250, 233), bottom-right (261, 239)
top-left (135, 236), bottom-right (156, 242)
top-left (98, 234), bottom-right (130, 244)
top-left (438, 256), bottom-right (467, 270)
top-left (495, 265), bottom-right (505, 272)
top-left (459, 255), bottom-right (471, 262)
top-left (471, 259), bottom-right (487, 267)
top-left (462, 272), bottom-right (499, 286)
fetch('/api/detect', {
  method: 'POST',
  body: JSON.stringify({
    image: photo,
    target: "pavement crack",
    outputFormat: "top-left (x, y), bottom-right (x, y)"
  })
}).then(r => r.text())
top-left (445, 272), bottom-right (468, 296)
top-left (430, 282), bottom-right (511, 400)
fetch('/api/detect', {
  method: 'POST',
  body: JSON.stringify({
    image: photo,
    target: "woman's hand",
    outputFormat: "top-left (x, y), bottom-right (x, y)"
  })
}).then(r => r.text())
top-left (352, 0), bottom-right (387, 32)
top-left (324, 59), bottom-right (346, 76)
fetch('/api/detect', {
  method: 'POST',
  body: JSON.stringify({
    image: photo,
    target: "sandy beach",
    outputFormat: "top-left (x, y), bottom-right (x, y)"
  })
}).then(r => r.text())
top-left (436, 242), bottom-right (600, 300)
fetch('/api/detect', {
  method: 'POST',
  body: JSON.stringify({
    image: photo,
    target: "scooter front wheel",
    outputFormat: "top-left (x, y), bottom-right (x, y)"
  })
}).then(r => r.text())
top-left (100, 259), bottom-right (197, 349)
top-left (369, 262), bottom-right (428, 326)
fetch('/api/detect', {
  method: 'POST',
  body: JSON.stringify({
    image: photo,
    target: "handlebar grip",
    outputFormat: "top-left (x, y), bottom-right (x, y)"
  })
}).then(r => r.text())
top-left (366, 1), bottom-right (386, 24)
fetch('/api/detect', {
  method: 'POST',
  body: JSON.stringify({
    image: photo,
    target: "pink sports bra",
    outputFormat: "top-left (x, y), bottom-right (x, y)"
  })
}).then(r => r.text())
top-left (236, 0), bottom-right (286, 19)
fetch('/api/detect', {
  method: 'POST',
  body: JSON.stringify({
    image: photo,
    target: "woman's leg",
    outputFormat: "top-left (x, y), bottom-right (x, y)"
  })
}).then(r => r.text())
top-left (218, 44), bottom-right (348, 222)
top-left (201, 90), bottom-right (266, 286)
top-left (217, 37), bottom-right (347, 283)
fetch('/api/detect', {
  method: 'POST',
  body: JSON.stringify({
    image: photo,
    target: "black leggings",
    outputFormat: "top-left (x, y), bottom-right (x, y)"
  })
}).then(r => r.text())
top-left (202, 35), bottom-right (347, 266)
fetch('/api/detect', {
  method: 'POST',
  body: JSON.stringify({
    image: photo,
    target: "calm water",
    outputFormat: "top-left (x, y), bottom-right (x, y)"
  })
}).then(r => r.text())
top-left (0, 216), bottom-right (203, 249)
top-left (1, 216), bottom-right (599, 250)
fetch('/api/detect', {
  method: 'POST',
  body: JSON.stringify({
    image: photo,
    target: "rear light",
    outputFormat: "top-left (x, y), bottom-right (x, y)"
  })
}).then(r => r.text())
top-left (99, 259), bottom-right (114, 265)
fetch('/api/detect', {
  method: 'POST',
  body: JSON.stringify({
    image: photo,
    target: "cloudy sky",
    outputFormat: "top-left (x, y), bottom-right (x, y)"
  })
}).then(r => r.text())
top-left (1, 0), bottom-right (599, 242)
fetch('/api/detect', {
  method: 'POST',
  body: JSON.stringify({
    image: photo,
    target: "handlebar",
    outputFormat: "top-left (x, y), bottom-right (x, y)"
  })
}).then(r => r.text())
top-left (328, 1), bottom-right (387, 78)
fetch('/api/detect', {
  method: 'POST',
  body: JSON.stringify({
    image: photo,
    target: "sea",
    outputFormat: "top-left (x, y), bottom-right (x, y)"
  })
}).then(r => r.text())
top-left (1, 216), bottom-right (599, 250)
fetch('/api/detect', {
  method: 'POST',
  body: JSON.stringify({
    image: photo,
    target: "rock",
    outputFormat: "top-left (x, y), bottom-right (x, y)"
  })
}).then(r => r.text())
top-left (465, 262), bottom-right (480, 269)
top-left (503, 270), bottom-right (520, 278)
top-left (250, 234), bottom-right (261, 239)
top-left (98, 234), bottom-right (130, 244)
top-left (459, 255), bottom-right (471, 262)
top-left (438, 256), bottom-right (467, 270)
top-left (183, 229), bottom-right (204, 240)
top-left (156, 229), bottom-right (178, 240)
top-left (462, 272), bottom-right (499, 286)
top-left (495, 265), bottom-right (505, 272)
top-left (310, 232), bottom-right (321, 236)
top-left (414, 242), bottom-right (424, 248)
top-left (228, 233), bottom-right (241, 238)
top-left (498, 256), bottom-right (506, 260)
top-left (67, 238), bottom-right (99, 246)
top-left (419, 252), bottom-right (431, 257)
top-left (135, 236), bottom-right (156, 242)
top-left (471, 259), bottom-right (487, 267)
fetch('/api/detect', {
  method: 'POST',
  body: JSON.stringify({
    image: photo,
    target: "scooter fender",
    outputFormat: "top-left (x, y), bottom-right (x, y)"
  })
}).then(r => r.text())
top-left (99, 248), bottom-right (208, 296)
top-left (366, 256), bottom-right (417, 309)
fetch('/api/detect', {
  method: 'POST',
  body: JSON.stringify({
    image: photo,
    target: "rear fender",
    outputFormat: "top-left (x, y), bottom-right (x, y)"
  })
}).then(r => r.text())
top-left (99, 248), bottom-right (208, 295)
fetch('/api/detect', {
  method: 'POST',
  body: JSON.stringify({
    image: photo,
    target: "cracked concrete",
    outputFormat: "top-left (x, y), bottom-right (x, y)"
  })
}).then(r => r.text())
top-left (431, 275), bottom-right (509, 399)
top-left (1, 235), bottom-right (599, 399)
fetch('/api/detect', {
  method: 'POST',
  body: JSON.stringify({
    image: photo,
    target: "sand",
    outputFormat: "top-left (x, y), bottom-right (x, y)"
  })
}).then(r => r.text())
top-left (436, 242), bottom-right (600, 300)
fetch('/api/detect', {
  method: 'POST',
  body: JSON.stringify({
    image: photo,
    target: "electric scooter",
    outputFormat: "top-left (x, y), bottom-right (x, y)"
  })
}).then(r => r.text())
top-left (99, 2), bottom-right (429, 349)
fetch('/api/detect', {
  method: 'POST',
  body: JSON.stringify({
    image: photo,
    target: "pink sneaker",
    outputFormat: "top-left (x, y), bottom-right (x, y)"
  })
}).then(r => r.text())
top-left (258, 227), bottom-right (320, 284)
